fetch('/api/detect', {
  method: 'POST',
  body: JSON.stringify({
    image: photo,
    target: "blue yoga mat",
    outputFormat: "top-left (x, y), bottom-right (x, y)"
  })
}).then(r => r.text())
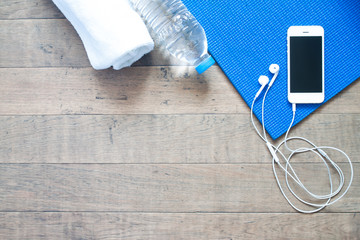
top-left (182, 0), bottom-right (360, 139)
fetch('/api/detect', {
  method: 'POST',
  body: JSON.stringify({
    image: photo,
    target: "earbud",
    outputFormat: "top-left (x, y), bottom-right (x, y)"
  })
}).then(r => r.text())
top-left (258, 75), bottom-right (269, 85)
top-left (255, 75), bottom-right (269, 98)
top-left (269, 64), bottom-right (280, 74)
top-left (254, 64), bottom-right (279, 98)
top-left (268, 64), bottom-right (280, 87)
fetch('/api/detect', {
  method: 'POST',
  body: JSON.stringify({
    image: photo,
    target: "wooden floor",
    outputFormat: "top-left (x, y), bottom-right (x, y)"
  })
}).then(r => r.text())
top-left (1, 1), bottom-right (359, 239)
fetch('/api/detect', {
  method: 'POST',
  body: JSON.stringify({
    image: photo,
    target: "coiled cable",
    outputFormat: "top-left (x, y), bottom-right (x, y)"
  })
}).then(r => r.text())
top-left (250, 83), bottom-right (353, 213)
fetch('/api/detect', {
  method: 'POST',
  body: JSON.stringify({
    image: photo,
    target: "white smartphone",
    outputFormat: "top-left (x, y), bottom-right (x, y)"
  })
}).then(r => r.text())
top-left (287, 26), bottom-right (324, 104)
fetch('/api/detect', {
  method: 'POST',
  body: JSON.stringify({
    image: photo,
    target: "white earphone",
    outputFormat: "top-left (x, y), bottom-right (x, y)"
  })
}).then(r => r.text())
top-left (268, 64), bottom-right (279, 86)
top-left (255, 75), bottom-right (269, 98)
top-left (250, 63), bottom-right (353, 214)
top-left (255, 64), bottom-right (279, 98)
top-left (269, 63), bottom-right (280, 74)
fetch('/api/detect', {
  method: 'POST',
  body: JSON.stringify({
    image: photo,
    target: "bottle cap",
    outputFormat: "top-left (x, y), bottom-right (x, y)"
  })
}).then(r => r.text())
top-left (195, 55), bottom-right (215, 74)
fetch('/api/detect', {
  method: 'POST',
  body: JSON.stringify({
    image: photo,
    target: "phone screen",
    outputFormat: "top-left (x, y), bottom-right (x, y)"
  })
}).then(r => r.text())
top-left (290, 36), bottom-right (322, 93)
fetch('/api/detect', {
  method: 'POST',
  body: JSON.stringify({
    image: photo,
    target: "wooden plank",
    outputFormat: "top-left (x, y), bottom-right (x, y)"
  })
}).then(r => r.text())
top-left (0, 114), bottom-right (358, 164)
top-left (0, 0), bottom-right (64, 20)
top-left (0, 66), bottom-right (241, 115)
top-left (0, 19), bottom-right (186, 67)
top-left (0, 212), bottom-right (358, 239)
top-left (0, 164), bottom-right (357, 212)
top-left (1, 67), bottom-right (360, 115)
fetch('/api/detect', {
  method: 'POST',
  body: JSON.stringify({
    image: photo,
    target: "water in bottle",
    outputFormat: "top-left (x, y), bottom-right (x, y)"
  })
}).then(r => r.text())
top-left (129, 0), bottom-right (215, 74)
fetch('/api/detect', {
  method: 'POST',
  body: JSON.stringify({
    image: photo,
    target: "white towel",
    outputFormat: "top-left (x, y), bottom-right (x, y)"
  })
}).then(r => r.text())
top-left (52, 0), bottom-right (154, 70)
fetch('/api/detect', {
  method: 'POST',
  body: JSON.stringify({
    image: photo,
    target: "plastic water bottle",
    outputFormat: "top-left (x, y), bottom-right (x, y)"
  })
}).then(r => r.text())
top-left (129, 0), bottom-right (215, 74)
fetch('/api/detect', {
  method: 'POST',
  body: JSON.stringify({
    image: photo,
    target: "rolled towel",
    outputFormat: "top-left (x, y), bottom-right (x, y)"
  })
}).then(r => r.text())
top-left (52, 0), bottom-right (154, 70)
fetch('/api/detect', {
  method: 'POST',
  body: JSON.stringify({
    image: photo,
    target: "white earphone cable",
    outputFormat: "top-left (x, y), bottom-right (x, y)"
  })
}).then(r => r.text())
top-left (250, 68), bottom-right (353, 213)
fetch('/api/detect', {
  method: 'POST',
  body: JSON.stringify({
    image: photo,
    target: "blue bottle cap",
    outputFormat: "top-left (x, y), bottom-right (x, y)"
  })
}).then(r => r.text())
top-left (195, 55), bottom-right (215, 74)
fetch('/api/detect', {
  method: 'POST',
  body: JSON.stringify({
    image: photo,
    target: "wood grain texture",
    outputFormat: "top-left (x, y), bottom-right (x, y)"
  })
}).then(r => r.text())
top-left (0, 212), bottom-right (359, 239)
top-left (0, 164), bottom-right (357, 213)
top-left (0, 66), bottom-right (241, 114)
top-left (0, 0), bottom-right (64, 19)
top-left (0, 114), bottom-right (358, 164)
top-left (0, 19), bottom-right (185, 67)
top-left (1, 1), bottom-right (359, 239)
top-left (1, 67), bottom-right (360, 115)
